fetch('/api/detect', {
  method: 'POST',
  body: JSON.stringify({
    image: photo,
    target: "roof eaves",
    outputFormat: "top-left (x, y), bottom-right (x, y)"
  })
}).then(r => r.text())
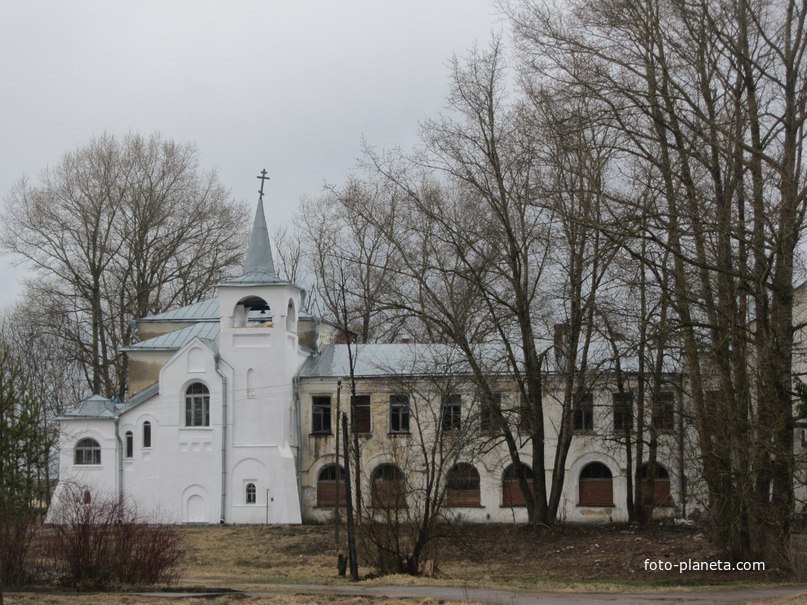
top-left (122, 346), bottom-right (182, 352)
top-left (119, 382), bottom-right (160, 414)
top-left (57, 415), bottom-right (114, 421)
top-left (137, 317), bottom-right (218, 324)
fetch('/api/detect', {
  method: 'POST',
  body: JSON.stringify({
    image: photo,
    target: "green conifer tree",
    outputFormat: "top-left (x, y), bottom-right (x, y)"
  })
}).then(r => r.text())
top-left (0, 341), bottom-right (53, 598)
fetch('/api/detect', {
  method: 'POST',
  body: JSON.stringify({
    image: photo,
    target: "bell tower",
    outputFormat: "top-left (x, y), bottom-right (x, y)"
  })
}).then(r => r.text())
top-left (217, 170), bottom-right (303, 523)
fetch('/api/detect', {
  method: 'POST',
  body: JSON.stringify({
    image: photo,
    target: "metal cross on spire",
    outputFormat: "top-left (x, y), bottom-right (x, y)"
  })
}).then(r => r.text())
top-left (257, 169), bottom-right (270, 201)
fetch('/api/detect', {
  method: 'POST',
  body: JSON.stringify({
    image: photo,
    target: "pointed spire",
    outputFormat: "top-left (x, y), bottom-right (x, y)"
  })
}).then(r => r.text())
top-left (220, 171), bottom-right (287, 286)
top-left (241, 196), bottom-right (278, 279)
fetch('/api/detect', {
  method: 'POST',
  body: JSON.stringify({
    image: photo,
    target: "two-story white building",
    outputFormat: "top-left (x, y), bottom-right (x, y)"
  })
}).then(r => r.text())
top-left (53, 196), bottom-right (685, 524)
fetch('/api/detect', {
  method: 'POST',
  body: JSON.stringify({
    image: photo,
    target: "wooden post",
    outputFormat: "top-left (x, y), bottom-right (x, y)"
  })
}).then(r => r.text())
top-left (335, 380), bottom-right (343, 575)
top-left (342, 412), bottom-right (359, 581)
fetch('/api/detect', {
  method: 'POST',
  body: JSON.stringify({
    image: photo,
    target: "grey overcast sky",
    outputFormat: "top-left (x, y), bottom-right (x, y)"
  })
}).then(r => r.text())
top-left (0, 0), bottom-right (504, 309)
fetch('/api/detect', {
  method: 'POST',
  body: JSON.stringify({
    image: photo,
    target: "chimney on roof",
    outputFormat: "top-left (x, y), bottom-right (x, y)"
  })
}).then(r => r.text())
top-left (553, 322), bottom-right (569, 367)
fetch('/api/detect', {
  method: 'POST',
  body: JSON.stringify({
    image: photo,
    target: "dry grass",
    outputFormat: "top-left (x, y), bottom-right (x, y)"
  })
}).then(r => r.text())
top-left (174, 522), bottom-right (785, 589)
top-left (4, 594), bottom-right (475, 605)
top-left (178, 525), bottom-right (338, 586)
top-left (747, 596), bottom-right (807, 605)
top-left (6, 522), bottom-right (797, 604)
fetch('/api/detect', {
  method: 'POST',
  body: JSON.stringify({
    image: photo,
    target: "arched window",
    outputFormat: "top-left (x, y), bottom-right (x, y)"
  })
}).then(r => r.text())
top-left (143, 421), bottom-right (152, 448)
top-left (501, 463), bottom-right (534, 507)
top-left (579, 462), bottom-right (613, 507)
top-left (317, 464), bottom-right (347, 508)
top-left (446, 463), bottom-right (481, 507)
top-left (74, 438), bottom-right (101, 465)
top-left (638, 462), bottom-right (672, 507)
top-left (185, 382), bottom-right (210, 426)
top-left (371, 464), bottom-right (406, 509)
top-left (286, 299), bottom-right (297, 332)
top-left (247, 368), bottom-right (255, 398)
top-left (125, 431), bottom-right (133, 458)
top-left (245, 482), bottom-right (256, 504)
top-left (235, 295), bottom-right (271, 327)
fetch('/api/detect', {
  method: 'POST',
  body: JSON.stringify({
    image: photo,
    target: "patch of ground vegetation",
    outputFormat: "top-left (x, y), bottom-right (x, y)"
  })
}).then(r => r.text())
top-left (4, 594), bottom-right (470, 605)
top-left (435, 522), bottom-right (779, 587)
top-left (176, 521), bottom-right (783, 589)
top-left (179, 525), bottom-right (337, 585)
top-left (7, 521), bottom-right (797, 605)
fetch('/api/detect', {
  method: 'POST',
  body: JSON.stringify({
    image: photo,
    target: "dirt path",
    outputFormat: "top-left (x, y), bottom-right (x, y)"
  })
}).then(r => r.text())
top-left (136, 584), bottom-right (807, 605)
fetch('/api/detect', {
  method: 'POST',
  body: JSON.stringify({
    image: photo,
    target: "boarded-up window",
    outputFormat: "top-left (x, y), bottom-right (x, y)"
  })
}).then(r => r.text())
top-left (446, 463), bottom-right (481, 507)
top-left (502, 463), bottom-right (534, 507)
top-left (371, 464), bottom-right (406, 509)
top-left (351, 395), bottom-right (371, 433)
top-left (317, 464), bottom-right (347, 508)
top-left (579, 462), bottom-right (613, 507)
top-left (639, 463), bottom-right (673, 507)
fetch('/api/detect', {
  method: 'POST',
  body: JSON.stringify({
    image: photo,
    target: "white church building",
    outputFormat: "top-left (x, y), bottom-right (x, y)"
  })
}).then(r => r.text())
top-left (53, 195), bottom-right (687, 525)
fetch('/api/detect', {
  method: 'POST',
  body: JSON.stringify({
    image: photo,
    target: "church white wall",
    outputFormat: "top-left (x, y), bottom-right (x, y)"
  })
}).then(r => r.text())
top-left (120, 341), bottom-right (225, 523)
top-left (54, 418), bottom-right (118, 504)
top-left (117, 336), bottom-right (304, 525)
top-left (217, 284), bottom-right (303, 524)
top-left (55, 278), bottom-right (308, 525)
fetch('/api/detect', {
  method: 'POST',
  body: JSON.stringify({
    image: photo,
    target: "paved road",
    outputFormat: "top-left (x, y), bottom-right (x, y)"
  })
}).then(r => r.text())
top-left (142, 583), bottom-right (807, 604)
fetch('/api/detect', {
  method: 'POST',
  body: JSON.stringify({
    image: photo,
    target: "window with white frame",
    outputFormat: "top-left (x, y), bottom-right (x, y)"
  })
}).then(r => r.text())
top-left (125, 431), bottom-right (134, 458)
top-left (185, 382), bottom-right (210, 427)
top-left (480, 393), bottom-right (501, 435)
top-left (653, 391), bottom-right (675, 431)
top-left (389, 395), bottom-right (410, 433)
top-left (312, 396), bottom-right (332, 434)
top-left (441, 394), bottom-right (462, 432)
top-left (612, 391), bottom-right (633, 433)
top-left (74, 438), bottom-right (101, 465)
top-left (143, 421), bottom-right (152, 448)
top-left (573, 392), bottom-right (594, 431)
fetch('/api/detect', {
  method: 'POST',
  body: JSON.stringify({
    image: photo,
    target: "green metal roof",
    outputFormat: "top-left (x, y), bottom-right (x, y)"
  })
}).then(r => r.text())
top-left (124, 322), bottom-right (220, 351)
top-left (139, 298), bottom-right (219, 322)
top-left (59, 394), bottom-right (117, 420)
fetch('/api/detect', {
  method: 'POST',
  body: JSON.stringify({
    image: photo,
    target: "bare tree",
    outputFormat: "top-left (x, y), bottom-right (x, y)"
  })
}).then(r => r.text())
top-left (297, 176), bottom-right (403, 343)
top-left (508, 0), bottom-right (807, 560)
top-left (1, 305), bottom-right (85, 500)
top-left (272, 224), bottom-right (306, 288)
top-left (361, 41), bottom-right (554, 524)
top-left (2, 133), bottom-right (249, 398)
top-left (352, 40), bottom-right (620, 526)
top-left (358, 346), bottom-right (483, 575)
top-left (528, 85), bottom-right (620, 521)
